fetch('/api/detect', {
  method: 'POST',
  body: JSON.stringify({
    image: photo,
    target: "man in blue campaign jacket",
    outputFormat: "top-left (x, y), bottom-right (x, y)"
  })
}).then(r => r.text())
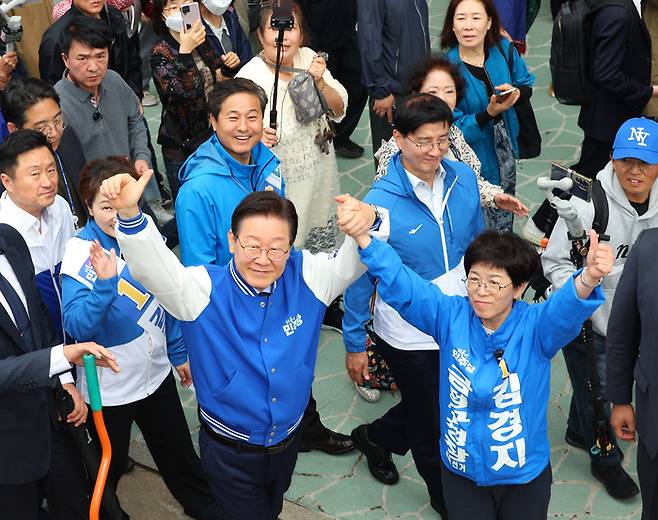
top-left (102, 170), bottom-right (387, 519)
top-left (342, 94), bottom-right (483, 514)
top-left (176, 78), bottom-right (354, 455)
top-left (344, 226), bottom-right (610, 519)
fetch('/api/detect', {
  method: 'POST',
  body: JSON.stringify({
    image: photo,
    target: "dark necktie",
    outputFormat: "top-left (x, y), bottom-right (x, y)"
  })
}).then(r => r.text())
top-left (0, 271), bottom-right (35, 350)
top-left (220, 28), bottom-right (233, 54)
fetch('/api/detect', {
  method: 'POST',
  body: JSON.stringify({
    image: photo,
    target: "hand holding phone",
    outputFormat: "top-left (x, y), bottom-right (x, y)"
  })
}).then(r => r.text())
top-left (181, 2), bottom-right (201, 33)
top-left (495, 87), bottom-right (518, 102)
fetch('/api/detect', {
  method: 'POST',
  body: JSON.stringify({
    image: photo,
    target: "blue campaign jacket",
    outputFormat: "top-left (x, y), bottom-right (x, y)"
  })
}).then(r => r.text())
top-left (359, 238), bottom-right (605, 486)
top-left (447, 39), bottom-right (534, 186)
top-left (61, 219), bottom-right (186, 366)
top-left (176, 133), bottom-right (283, 267)
top-left (343, 154), bottom-right (484, 352)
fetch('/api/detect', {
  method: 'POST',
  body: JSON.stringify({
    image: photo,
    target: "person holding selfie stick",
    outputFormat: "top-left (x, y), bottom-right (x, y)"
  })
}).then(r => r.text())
top-left (541, 117), bottom-right (658, 499)
top-left (441, 0), bottom-right (534, 231)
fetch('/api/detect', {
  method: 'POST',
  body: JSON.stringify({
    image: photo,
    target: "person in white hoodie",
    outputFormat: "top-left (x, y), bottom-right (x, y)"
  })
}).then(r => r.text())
top-left (542, 116), bottom-right (658, 500)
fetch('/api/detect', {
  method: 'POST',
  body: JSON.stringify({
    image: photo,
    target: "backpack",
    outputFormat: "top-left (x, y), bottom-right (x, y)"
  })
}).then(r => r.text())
top-left (525, 180), bottom-right (609, 301)
top-left (550, 0), bottom-right (627, 106)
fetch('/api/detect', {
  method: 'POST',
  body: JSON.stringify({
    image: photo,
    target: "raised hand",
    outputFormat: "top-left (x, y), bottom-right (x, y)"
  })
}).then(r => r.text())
top-left (179, 20), bottom-right (206, 54)
top-left (63, 342), bottom-right (120, 373)
top-left (336, 194), bottom-right (375, 249)
top-left (307, 53), bottom-right (327, 82)
top-left (100, 170), bottom-right (153, 219)
top-left (89, 240), bottom-right (117, 280)
top-left (586, 229), bottom-right (614, 280)
top-left (493, 193), bottom-right (529, 217)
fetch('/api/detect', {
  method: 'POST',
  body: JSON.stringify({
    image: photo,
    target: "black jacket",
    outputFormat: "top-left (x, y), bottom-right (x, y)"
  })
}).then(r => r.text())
top-left (607, 228), bottom-right (658, 458)
top-left (296, 0), bottom-right (357, 51)
top-left (38, 5), bottom-right (143, 99)
top-left (0, 225), bottom-right (63, 485)
top-left (57, 127), bottom-right (88, 228)
top-left (578, 0), bottom-right (652, 142)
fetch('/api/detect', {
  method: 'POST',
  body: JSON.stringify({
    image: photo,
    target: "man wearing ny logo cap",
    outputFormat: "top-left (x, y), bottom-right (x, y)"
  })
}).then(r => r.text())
top-left (542, 116), bottom-right (658, 500)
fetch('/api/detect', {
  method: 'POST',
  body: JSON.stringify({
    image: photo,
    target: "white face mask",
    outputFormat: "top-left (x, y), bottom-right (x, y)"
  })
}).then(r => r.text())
top-left (202, 0), bottom-right (231, 16)
top-left (164, 12), bottom-right (184, 33)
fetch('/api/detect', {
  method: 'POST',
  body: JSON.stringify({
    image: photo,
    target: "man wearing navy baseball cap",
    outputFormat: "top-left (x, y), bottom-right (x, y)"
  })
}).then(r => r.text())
top-left (542, 116), bottom-right (658, 500)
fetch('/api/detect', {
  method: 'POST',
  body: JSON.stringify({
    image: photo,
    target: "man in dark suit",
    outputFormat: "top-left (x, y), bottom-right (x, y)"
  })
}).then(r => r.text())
top-left (575, 0), bottom-right (657, 179)
top-left (4, 78), bottom-right (88, 228)
top-left (607, 228), bottom-right (658, 520)
top-left (0, 219), bottom-right (118, 518)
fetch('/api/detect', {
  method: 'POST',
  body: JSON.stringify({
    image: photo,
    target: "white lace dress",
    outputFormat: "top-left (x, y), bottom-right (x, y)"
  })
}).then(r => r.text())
top-left (237, 48), bottom-right (349, 253)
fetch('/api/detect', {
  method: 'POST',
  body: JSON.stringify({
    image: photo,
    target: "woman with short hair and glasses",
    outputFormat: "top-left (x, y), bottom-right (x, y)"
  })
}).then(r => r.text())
top-left (3, 78), bottom-right (88, 227)
top-left (346, 225), bottom-right (613, 520)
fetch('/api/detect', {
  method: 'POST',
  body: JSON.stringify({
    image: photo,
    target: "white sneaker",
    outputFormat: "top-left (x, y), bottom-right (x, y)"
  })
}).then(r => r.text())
top-left (522, 218), bottom-right (545, 246)
top-left (150, 200), bottom-right (174, 225)
top-left (354, 381), bottom-right (381, 403)
top-left (142, 91), bottom-right (159, 107)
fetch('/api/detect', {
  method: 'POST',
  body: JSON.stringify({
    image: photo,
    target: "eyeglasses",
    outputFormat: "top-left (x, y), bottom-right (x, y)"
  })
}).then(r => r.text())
top-left (236, 237), bottom-right (289, 262)
top-left (406, 135), bottom-right (450, 153)
top-left (616, 158), bottom-right (655, 175)
top-left (463, 277), bottom-right (514, 294)
top-left (33, 114), bottom-right (66, 136)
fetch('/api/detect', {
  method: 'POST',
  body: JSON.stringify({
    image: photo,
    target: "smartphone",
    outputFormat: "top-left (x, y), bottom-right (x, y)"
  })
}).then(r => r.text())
top-left (550, 162), bottom-right (592, 202)
top-left (271, 0), bottom-right (294, 30)
top-left (181, 2), bottom-right (201, 33)
top-left (495, 87), bottom-right (518, 102)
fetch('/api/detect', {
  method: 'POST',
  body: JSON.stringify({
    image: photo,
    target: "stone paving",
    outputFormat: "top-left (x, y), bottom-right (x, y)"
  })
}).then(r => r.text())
top-left (130, 1), bottom-right (644, 518)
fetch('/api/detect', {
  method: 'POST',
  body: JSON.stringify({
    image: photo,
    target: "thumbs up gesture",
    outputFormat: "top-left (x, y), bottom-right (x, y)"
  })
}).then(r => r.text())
top-left (585, 229), bottom-right (614, 280)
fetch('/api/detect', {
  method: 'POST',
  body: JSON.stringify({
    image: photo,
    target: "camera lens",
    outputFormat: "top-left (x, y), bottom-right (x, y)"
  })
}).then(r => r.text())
top-left (182, 5), bottom-right (189, 13)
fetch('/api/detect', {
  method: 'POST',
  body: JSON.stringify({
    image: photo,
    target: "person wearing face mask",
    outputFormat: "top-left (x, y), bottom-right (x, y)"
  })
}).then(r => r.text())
top-left (441, 0), bottom-right (534, 232)
top-left (60, 156), bottom-right (221, 520)
top-left (150, 0), bottom-right (232, 201)
top-left (197, 0), bottom-right (253, 69)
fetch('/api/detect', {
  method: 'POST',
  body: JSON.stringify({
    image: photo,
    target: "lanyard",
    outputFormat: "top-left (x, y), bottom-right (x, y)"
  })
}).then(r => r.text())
top-left (54, 152), bottom-right (79, 229)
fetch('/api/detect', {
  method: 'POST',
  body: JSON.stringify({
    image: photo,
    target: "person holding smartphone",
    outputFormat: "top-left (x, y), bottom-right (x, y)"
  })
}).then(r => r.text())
top-left (441, 0), bottom-right (534, 232)
top-left (541, 117), bottom-right (658, 500)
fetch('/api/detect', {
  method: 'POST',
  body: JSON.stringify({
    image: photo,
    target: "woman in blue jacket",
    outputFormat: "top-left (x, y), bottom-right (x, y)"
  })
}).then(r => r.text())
top-left (60, 157), bottom-right (219, 519)
top-left (441, 0), bottom-right (534, 231)
top-left (346, 226), bottom-right (612, 519)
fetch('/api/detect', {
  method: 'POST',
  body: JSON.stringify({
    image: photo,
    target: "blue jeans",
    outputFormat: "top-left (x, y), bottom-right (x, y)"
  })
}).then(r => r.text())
top-left (562, 330), bottom-right (622, 466)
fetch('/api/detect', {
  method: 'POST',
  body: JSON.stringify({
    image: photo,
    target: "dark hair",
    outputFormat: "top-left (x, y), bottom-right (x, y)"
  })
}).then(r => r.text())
top-left (440, 0), bottom-right (501, 50)
top-left (208, 78), bottom-right (268, 118)
top-left (393, 93), bottom-right (453, 135)
top-left (258, 2), bottom-right (310, 47)
top-left (231, 191), bottom-right (298, 245)
top-left (78, 156), bottom-right (139, 208)
top-left (0, 130), bottom-right (55, 179)
top-left (61, 16), bottom-right (113, 55)
top-left (404, 53), bottom-right (466, 102)
top-left (464, 230), bottom-right (539, 288)
top-left (151, 0), bottom-right (169, 36)
top-left (3, 78), bottom-right (61, 128)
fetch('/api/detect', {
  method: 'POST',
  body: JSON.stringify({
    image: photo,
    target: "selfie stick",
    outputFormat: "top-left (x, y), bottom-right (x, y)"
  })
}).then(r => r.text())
top-left (84, 354), bottom-right (112, 520)
top-left (269, 28), bottom-right (285, 129)
top-left (269, 0), bottom-right (294, 129)
top-left (0, 0), bottom-right (25, 53)
top-left (537, 176), bottom-right (614, 458)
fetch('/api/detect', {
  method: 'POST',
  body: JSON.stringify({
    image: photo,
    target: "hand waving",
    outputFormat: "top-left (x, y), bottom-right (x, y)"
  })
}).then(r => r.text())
top-left (89, 240), bottom-right (118, 280)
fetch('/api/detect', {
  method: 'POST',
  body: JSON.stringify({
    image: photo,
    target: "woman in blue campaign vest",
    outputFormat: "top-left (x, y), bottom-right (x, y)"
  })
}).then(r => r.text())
top-left (347, 227), bottom-right (612, 519)
top-left (60, 157), bottom-right (219, 519)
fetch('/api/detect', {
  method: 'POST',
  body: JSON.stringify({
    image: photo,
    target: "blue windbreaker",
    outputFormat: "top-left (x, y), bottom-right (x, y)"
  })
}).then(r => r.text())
top-left (176, 134), bottom-right (283, 267)
top-left (343, 154), bottom-right (484, 352)
top-left (359, 238), bottom-right (604, 486)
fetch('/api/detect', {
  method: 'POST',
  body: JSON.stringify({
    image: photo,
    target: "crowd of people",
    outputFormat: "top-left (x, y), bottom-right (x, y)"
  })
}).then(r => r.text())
top-left (1, 0), bottom-right (658, 519)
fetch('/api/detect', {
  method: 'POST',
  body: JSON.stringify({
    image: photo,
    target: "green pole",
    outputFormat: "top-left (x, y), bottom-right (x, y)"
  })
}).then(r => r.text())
top-left (83, 353), bottom-right (103, 412)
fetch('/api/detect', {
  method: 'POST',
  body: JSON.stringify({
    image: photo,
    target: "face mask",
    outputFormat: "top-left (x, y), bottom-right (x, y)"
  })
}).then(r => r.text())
top-left (202, 0), bottom-right (231, 16)
top-left (164, 12), bottom-right (184, 33)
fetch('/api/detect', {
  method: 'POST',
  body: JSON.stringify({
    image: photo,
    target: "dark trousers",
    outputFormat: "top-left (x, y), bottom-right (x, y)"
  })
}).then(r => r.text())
top-left (300, 391), bottom-right (329, 441)
top-left (0, 424), bottom-right (90, 519)
top-left (86, 373), bottom-right (220, 520)
top-left (442, 463), bottom-right (552, 519)
top-left (163, 156), bottom-right (185, 203)
top-left (326, 33), bottom-right (368, 145)
top-left (561, 331), bottom-right (622, 466)
top-left (368, 98), bottom-right (395, 160)
top-left (638, 437), bottom-right (658, 520)
top-left (531, 135), bottom-right (612, 232)
top-left (366, 336), bottom-right (444, 507)
top-left (198, 425), bottom-right (301, 520)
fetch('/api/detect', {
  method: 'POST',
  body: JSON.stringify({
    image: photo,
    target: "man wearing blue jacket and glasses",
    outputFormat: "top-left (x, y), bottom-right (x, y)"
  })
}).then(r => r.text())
top-left (343, 93), bottom-right (484, 517)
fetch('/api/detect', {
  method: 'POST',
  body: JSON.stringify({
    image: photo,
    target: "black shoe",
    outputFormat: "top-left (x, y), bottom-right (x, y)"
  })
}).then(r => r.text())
top-left (334, 139), bottom-right (364, 159)
top-left (351, 424), bottom-right (399, 485)
top-left (299, 429), bottom-right (355, 454)
top-left (565, 428), bottom-right (586, 451)
top-left (322, 297), bottom-right (343, 334)
top-left (591, 462), bottom-right (639, 499)
top-left (430, 498), bottom-right (449, 519)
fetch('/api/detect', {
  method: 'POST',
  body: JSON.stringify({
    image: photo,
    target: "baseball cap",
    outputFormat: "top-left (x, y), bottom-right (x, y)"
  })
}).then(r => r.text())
top-left (612, 117), bottom-right (658, 165)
